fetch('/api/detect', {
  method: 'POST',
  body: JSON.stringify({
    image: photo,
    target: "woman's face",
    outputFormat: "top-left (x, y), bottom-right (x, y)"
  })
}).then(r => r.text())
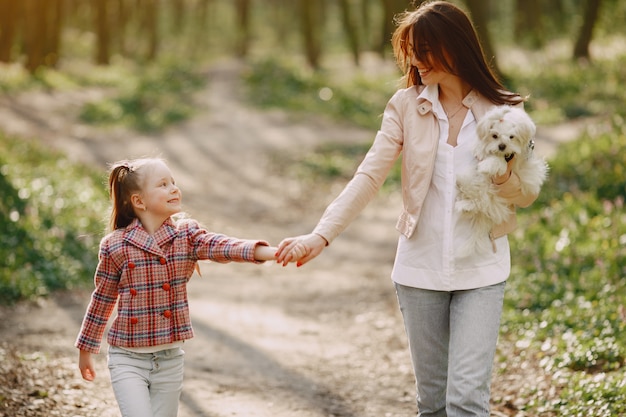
top-left (408, 31), bottom-right (453, 86)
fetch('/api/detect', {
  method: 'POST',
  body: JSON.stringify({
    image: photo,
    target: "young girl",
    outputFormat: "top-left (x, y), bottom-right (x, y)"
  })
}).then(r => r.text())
top-left (76, 157), bottom-right (302, 417)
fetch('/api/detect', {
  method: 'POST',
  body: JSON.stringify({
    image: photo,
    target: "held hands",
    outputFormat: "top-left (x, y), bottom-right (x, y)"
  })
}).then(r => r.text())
top-left (276, 233), bottom-right (327, 267)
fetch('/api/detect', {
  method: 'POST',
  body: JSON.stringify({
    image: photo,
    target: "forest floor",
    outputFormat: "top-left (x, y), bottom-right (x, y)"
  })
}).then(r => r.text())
top-left (0, 59), bottom-right (584, 417)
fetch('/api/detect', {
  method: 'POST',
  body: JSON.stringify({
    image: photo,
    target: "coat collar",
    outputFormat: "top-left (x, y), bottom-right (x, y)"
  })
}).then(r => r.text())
top-left (414, 84), bottom-right (491, 119)
top-left (123, 218), bottom-right (178, 257)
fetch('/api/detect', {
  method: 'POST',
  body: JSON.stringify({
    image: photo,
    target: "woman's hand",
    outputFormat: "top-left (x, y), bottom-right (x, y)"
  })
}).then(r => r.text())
top-left (493, 155), bottom-right (515, 185)
top-left (78, 350), bottom-right (96, 381)
top-left (276, 233), bottom-right (327, 267)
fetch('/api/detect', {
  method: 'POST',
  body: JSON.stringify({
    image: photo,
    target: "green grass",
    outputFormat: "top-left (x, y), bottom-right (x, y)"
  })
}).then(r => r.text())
top-left (501, 118), bottom-right (626, 416)
top-left (0, 58), bottom-right (207, 133)
top-left (243, 57), bottom-right (397, 131)
top-left (502, 45), bottom-right (626, 124)
top-left (0, 134), bottom-right (108, 303)
top-left (79, 60), bottom-right (207, 132)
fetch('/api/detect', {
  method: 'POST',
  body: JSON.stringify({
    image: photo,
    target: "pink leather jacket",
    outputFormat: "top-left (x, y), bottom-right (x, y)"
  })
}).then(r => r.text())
top-left (313, 86), bottom-right (538, 245)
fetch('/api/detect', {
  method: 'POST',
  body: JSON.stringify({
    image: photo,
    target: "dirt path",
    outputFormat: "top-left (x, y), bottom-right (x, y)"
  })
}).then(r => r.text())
top-left (0, 60), bottom-right (583, 417)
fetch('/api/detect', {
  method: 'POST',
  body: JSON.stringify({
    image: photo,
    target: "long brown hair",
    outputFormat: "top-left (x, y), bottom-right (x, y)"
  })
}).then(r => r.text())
top-left (391, 1), bottom-right (523, 105)
top-left (107, 158), bottom-right (156, 231)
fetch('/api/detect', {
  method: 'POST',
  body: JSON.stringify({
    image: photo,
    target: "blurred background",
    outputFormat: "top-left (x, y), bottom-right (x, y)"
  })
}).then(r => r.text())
top-left (1, 1), bottom-right (625, 416)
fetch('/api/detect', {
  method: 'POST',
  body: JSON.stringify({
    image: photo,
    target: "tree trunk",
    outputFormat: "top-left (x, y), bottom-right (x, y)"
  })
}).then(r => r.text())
top-left (0, 0), bottom-right (20, 63)
top-left (94, 0), bottom-right (110, 65)
top-left (23, 0), bottom-right (47, 72)
top-left (339, 0), bottom-right (361, 66)
top-left (235, 0), bottom-right (251, 58)
top-left (573, 0), bottom-right (602, 61)
top-left (171, 0), bottom-right (185, 34)
top-left (268, 0), bottom-right (291, 48)
top-left (144, 0), bottom-right (159, 61)
top-left (359, 0), bottom-right (372, 49)
top-left (44, 0), bottom-right (63, 68)
top-left (115, 0), bottom-right (128, 55)
top-left (464, 0), bottom-right (502, 80)
top-left (514, 0), bottom-right (544, 48)
top-left (377, 0), bottom-right (408, 57)
top-left (299, 0), bottom-right (322, 69)
top-left (196, 0), bottom-right (211, 29)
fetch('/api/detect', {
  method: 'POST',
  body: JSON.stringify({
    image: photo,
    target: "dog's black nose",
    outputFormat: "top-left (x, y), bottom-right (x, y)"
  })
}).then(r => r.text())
top-left (498, 144), bottom-right (507, 151)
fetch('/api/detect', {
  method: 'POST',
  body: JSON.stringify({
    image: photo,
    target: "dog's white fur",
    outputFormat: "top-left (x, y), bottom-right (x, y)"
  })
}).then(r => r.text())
top-left (455, 105), bottom-right (548, 256)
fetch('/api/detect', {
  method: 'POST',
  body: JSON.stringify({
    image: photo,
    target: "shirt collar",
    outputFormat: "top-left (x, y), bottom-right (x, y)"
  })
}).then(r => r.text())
top-left (415, 84), bottom-right (479, 116)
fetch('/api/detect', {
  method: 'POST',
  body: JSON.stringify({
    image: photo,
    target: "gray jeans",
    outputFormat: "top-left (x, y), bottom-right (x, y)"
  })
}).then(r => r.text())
top-left (394, 281), bottom-right (506, 417)
top-left (108, 345), bottom-right (185, 417)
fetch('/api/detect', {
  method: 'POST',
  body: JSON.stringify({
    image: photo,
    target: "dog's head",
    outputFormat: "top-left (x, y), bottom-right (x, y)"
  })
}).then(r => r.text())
top-left (475, 106), bottom-right (536, 160)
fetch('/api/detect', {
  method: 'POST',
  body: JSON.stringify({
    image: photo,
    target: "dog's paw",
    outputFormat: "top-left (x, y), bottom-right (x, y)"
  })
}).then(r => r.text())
top-left (477, 157), bottom-right (507, 176)
top-left (455, 198), bottom-right (478, 214)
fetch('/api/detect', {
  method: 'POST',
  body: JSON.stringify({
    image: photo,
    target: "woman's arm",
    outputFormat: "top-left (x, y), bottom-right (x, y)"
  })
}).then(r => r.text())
top-left (492, 156), bottom-right (539, 208)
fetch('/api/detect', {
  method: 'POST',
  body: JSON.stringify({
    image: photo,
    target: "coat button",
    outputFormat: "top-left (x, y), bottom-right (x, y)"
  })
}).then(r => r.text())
top-left (163, 310), bottom-right (172, 318)
top-left (159, 257), bottom-right (166, 265)
top-left (128, 261), bottom-right (136, 269)
top-left (130, 288), bottom-right (137, 296)
top-left (130, 317), bottom-right (138, 325)
top-left (162, 283), bottom-right (171, 291)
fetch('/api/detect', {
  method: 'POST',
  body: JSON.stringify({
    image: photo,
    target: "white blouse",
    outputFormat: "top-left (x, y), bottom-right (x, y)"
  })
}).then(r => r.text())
top-left (391, 85), bottom-right (510, 291)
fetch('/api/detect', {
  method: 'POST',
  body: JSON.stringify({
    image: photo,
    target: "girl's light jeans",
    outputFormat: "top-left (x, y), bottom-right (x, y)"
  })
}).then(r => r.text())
top-left (108, 345), bottom-right (184, 417)
top-left (394, 281), bottom-right (506, 417)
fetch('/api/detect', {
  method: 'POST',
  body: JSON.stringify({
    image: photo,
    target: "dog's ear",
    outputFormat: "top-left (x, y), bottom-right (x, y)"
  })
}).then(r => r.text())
top-left (477, 109), bottom-right (499, 139)
top-left (514, 109), bottom-right (537, 142)
top-left (475, 117), bottom-right (489, 140)
top-left (478, 105), bottom-right (510, 140)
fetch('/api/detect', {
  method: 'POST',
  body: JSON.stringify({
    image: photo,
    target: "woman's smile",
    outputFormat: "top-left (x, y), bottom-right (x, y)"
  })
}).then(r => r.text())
top-left (418, 67), bottom-right (432, 78)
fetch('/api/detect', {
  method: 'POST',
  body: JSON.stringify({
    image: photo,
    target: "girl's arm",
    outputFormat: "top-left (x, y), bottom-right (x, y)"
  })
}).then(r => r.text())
top-left (75, 239), bottom-right (121, 354)
top-left (254, 244), bottom-right (278, 261)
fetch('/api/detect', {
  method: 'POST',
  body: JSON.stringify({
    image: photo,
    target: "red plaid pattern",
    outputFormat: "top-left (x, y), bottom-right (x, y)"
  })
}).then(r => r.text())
top-left (75, 217), bottom-right (268, 353)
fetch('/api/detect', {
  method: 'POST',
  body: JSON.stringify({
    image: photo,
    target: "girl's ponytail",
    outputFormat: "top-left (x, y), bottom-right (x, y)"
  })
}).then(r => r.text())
top-left (108, 160), bottom-right (143, 230)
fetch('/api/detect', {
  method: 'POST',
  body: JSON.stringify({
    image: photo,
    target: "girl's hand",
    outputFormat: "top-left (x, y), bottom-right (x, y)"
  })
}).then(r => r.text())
top-left (78, 350), bottom-right (96, 381)
top-left (276, 233), bottom-right (327, 267)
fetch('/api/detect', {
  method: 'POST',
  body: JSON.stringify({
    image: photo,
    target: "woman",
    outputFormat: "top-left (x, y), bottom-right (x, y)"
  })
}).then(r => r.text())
top-left (277, 2), bottom-right (538, 416)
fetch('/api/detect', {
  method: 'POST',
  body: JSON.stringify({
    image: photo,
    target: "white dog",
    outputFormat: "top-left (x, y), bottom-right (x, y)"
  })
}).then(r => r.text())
top-left (455, 105), bottom-right (548, 256)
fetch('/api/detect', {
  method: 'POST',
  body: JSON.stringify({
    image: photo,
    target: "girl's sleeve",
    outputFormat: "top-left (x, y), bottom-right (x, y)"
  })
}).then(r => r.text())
top-left (187, 220), bottom-right (269, 263)
top-left (74, 239), bottom-right (121, 354)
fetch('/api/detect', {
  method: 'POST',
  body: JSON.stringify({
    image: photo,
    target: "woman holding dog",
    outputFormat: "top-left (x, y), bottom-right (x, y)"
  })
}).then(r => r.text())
top-left (277, 1), bottom-right (539, 416)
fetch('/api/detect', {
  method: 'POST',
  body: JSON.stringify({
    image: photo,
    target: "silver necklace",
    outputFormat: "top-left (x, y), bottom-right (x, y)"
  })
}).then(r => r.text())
top-left (443, 103), bottom-right (464, 119)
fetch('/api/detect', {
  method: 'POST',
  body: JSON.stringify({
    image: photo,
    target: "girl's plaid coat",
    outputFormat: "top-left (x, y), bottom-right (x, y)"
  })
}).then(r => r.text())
top-left (75, 217), bottom-right (268, 353)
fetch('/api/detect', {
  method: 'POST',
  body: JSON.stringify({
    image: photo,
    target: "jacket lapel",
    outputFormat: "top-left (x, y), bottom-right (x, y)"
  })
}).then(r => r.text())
top-left (465, 90), bottom-right (496, 121)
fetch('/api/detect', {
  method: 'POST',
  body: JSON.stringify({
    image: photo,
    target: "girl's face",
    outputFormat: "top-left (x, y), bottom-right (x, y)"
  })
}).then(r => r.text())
top-left (137, 161), bottom-right (182, 219)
